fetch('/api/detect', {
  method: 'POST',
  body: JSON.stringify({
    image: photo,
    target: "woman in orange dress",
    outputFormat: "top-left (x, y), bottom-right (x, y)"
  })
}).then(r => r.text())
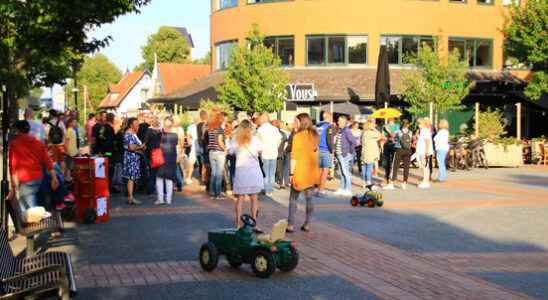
top-left (287, 113), bottom-right (320, 232)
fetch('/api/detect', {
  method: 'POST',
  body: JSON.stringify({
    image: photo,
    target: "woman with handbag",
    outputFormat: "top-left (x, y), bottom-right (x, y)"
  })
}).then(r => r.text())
top-left (228, 119), bottom-right (264, 228)
top-left (154, 117), bottom-right (179, 205)
top-left (123, 118), bottom-right (146, 205)
top-left (287, 113), bottom-right (320, 233)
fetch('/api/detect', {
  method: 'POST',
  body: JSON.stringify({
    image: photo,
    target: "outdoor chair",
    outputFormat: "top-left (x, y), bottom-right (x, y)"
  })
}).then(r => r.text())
top-left (6, 198), bottom-right (64, 257)
top-left (0, 228), bottom-right (76, 300)
top-left (538, 144), bottom-right (548, 165)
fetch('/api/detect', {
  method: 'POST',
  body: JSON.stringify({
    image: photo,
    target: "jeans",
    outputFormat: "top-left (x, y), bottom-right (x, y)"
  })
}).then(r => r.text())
top-left (261, 159), bottom-right (277, 193)
top-left (436, 149), bottom-right (448, 181)
top-left (288, 187), bottom-right (314, 227)
top-left (392, 148), bottom-right (412, 182)
top-left (336, 153), bottom-right (353, 192)
top-left (209, 151), bottom-right (226, 197)
top-left (156, 177), bottom-right (174, 204)
top-left (175, 165), bottom-right (184, 189)
top-left (18, 180), bottom-right (42, 212)
top-left (361, 163), bottom-right (375, 184)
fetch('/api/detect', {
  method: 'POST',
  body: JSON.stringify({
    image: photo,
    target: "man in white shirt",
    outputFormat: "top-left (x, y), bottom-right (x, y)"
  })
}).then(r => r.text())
top-left (256, 112), bottom-right (281, 196)
top-left (24, 108), bottom-right (46, 144)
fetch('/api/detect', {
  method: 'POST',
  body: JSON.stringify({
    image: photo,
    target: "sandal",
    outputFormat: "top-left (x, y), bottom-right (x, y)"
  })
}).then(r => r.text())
top-left (300, 224), bottom-right (311, 232)
top-left (286, 226), bottom-right (295, 233)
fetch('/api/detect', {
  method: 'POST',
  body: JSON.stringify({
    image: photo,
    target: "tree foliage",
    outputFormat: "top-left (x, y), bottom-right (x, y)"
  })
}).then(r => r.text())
top-left (401, 42), bottom-right (471, 116)
top-left (503, 0), bottom-right (548, 100)
top-left (216, 24), bottom-right (289, 114)
top-left (199, 99), bottom-right (232, 116)
top-left (193, 51), bottom-right (211, 65)
top-left (0, 0), bottom-right (150, 103)
top-left (476, 108), bottom-right (507, 141)
top-left (139, 27), bottom-right (191, 71)
top-left (67, 54), bottom-right (123, 112)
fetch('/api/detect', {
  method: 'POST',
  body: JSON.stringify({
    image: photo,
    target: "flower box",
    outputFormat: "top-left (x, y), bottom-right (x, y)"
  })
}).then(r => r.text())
top-left (484, 142), bottom-right (523, 167)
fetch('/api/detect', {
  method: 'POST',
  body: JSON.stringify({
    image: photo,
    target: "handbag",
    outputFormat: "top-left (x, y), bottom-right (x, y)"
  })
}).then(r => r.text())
top-left (151, 131), bottom-right (165, 169)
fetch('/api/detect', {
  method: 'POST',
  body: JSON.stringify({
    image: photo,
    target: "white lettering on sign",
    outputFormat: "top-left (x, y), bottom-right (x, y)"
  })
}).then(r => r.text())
top-left (287, 84), bottom-right (316, 101)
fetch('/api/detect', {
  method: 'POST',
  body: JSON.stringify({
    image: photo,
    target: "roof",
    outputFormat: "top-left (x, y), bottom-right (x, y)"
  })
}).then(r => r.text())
top-left (99, 71), bottom-right (147, 109)
top-left (170, 27), bottom-right (194, 48)
top-left (148, 68), bottom-right (525, 108)
top-left (158, 63), bottom-right (210, 95)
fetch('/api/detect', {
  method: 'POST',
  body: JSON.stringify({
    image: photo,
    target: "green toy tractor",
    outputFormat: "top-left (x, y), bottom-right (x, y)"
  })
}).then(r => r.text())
top-left (350, 185), bottom-right (384, 208)
top-left (199, 214), bottom-right (299, 278)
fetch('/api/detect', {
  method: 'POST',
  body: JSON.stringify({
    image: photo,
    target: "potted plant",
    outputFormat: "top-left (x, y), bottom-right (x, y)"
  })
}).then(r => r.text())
top-left (476, 109), bottom-right (522, 167)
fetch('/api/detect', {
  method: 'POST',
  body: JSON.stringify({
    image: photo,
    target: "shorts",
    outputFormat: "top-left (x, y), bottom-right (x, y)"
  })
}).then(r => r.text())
top-left (319, 151), bottom-right (333, 169)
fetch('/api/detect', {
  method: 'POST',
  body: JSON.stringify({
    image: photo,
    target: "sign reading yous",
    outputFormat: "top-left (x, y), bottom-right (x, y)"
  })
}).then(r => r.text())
top-left (286, 83), bottom-right (316, 101)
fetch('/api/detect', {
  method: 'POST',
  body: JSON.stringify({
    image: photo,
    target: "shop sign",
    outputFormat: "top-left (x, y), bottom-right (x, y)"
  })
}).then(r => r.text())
top-left (286, 83), bottom-right (316, 101)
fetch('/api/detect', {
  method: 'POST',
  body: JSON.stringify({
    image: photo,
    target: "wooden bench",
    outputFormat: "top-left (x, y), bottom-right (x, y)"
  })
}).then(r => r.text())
top-left (0, 228), bottom-right (77, 300)
top-left (6, 198), bottom-right (64, 257)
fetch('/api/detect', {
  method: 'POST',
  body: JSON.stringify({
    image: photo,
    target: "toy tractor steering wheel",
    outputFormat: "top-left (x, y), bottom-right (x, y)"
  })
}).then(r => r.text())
top-left (240, 214), bottom-right (257, 228)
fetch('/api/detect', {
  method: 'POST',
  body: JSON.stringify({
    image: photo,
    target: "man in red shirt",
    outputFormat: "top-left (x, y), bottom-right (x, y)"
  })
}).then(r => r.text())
top-left (8, 120), bottom-right (59, 211)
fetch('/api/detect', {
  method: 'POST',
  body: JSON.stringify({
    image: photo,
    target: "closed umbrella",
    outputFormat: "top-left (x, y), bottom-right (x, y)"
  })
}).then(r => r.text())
top-left (375, 45), bottom-right (391, 108)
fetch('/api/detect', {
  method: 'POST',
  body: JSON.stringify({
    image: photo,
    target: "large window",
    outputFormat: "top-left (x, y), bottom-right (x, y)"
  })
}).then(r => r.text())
top-left (217, 0), bottom-right (238, 10)
top-left (449, 38), bottom-right (492, 68)
top-left (248, 0), bottom-right (288, 3)
top-left (215, 40), bottom-right (237, 70)
top-left (306, 35), bottom-right (368, 65)
top-left (380, 35), bottom-right (433, 65)
top-left (477, 0), bottom-right (494, 4)
top-left (264, 36), bottom-right (295, 66)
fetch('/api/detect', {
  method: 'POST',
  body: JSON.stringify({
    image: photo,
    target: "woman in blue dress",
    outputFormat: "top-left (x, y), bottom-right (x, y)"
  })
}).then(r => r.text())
top-left (123, 117), bottom-right (146, 205)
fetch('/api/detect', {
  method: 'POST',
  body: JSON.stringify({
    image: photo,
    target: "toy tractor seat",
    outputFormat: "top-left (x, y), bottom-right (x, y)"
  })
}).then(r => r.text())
top-left (256, 219), bottom-right (288, 243)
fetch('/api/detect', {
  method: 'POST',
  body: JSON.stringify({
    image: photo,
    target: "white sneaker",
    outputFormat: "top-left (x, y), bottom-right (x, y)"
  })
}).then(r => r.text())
top-left (401, 183), bottom-right (407, 190)
top-left (371, 185), bottom-right (380, 191)
top-left (383, 183), bottom-right (395, 190)
top-left (154, 200), bottom-right (165, 205)
top-left (343, 190), bottom-right (353, 196)
top-left (418, 182), bottom-right (430, 189)
top-left (333, 189), bottom-right (345, 196)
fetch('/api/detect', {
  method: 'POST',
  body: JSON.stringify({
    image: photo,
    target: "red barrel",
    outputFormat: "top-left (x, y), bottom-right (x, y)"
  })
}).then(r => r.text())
top-left (72, 157), bottom-right (110, 224)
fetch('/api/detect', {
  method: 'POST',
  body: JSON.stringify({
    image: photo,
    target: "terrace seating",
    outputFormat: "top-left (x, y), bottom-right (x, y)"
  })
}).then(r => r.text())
top-left (538, 144), bottom-right (548, 165)
top-left (0, 228), bottom-right (77, 300)
top-left (6, 198), bottom-right (64, 257)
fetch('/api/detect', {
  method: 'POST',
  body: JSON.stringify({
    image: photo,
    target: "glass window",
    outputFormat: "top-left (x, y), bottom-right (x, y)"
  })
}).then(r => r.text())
top-left (277, 37), bottom-right (294, 66)
top-left (402, 36), bottom-right (419, 64)
top-left (475, 40), bottom-right (492, 67)
top-left (307, 37), bottom-right (326, 65)
top-left (215, 40), bottom-right (237, 70)
top-left (381, 36), bottom-right (400, 64)
top-left (477, 0), bottom-right (494, 4)
top-left (449, 38), bottom-right (492, 68)
top-left (502, 0), bottom-right (520, 5)
top-left (448, 40), bottom-right (466, 60)
top-left (217, 0), bottom-right (238, 10)
top-left (328, 36), bottom-right (346, 64)
top-left (347, 36), bottom-right (368, 64)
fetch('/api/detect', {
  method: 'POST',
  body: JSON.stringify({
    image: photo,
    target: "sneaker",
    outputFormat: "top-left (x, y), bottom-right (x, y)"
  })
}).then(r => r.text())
top-left (185, 179), bottom-right (193, 185)
top-left (266, 192), bottom-right (273, 197)
top-left (154, 200), bottom-right (164, 205)
top-left (55, 203), bottom-right (67, 211)
top-left (132, 199), bottom-right (142, 205)
top-left (371, 185), bottom-right (380, 191)
top-left (401, 183), bottom-right (407, 190)
top-left (383, 183), bottom-right (395, 190)
top-left (418, 182), bottom-right (430, 189)
top-left (343, 190), bottom-right (353, 196)
top-left (333, 189), bottom-right (344, 195)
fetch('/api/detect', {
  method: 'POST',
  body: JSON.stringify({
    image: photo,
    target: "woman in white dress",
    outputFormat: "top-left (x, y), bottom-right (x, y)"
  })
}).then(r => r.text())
top-left (229, 120), bottom-right (264, 228)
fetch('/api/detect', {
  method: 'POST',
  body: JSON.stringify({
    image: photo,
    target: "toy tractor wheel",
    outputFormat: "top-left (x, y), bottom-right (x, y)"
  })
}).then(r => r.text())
top-left (83, 208), bottom-right (96, 224)
top-left (376, 200), bottom-right (384, 207)
top-left (350, 196), bottom-right (359, 207)
top-left (199, 242), bottom-right (219, 272)
top-left (251, 249), bottom-right (276, 278)
top-left (367, 199), bottom-right (375, 208)
top-left (278, 248), bottom-right (299, 272)
top-left (359, 200), bottom-right (367, 207)
top-left (227, 256), bottom-right (242, 268)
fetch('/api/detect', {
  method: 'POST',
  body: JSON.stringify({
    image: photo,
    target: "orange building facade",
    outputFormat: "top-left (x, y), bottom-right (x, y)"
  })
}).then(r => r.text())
top-left (210, 0), bottom-right (519, 72)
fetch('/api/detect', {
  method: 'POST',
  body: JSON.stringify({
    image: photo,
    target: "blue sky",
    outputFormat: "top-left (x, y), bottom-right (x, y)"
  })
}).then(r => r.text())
top-left (91, 0), bottom-right (210, 71)
top-left (43, 0), bottom-right (210, 98)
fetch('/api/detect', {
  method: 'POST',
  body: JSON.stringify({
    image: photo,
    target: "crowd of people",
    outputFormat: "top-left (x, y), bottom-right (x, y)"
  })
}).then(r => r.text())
top-left (8, 106), bottom-right (451, 233)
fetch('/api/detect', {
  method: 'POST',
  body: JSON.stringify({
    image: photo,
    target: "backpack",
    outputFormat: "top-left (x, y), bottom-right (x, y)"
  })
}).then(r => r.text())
top-left (48, 120), bottom-right (64, 144)
top-left (400, 131), bottom-right (412, 150)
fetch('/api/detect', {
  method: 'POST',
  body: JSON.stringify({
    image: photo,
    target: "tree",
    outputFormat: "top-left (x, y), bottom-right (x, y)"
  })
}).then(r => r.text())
top-left (193, 51), bottom-right (211, 65)
top-left (216, 24), bottom-right (289, 114)
top-left (476, 108), bottom-right (507, 141)
top-left (67, 54), bottom-right (123, 113)
top-left (0, 0), bottom-right (150, 117)
top-left (503, 0), bottom-right (548, 100)
top-left (401, 42), bottom-right (471, 116)
top-left (139, 27), bottom-right (191, 71)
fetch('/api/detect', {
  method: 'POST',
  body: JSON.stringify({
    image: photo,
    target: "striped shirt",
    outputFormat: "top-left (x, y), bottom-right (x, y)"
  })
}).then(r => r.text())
top-left (207, 128), bottom-right (224, 152)
top-left (335, 132), bottom-right (343, 155)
